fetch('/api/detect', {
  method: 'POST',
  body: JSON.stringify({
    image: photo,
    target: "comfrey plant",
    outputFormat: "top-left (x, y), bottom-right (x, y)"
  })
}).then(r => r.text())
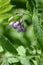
top-left (9, 18), bottom-right (26, 32)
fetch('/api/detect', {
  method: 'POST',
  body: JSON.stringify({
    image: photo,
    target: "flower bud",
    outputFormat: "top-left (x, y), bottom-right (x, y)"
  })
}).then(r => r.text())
top-left (19, 19), bottom-right (23, 24)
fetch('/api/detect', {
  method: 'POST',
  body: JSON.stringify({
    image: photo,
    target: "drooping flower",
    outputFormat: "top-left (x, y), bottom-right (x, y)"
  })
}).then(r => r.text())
top-left (9, 19), bottom-right (26, 32)
top-left (17, 25), bottom-right (26, 32)
top-left (9, 19), bottom-right (23, 28)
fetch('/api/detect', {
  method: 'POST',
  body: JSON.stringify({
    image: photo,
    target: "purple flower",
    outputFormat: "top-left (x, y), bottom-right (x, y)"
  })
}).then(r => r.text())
top-left (17, 26), bottom-right (22, 32)
top-left (13, 21), bottom-right (19, 28)
top-left (9, 21), bottom-right (14, 26)
top-left (9, 18), bottom-right (26, 32)
top-left (17, 25), bottom-right (26, 32)
top-left (9, 19), bottom-right (23, 28)
top-left (9, 21), bottom-right (19, 28)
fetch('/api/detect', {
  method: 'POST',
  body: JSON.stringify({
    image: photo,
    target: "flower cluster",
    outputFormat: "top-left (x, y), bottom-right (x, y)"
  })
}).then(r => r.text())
top-left (9, 19), bottom-right (26, 32)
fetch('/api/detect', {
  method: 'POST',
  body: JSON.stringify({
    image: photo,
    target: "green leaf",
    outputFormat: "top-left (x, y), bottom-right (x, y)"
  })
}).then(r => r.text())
top-left (8, 57), bottom-right (19, 64)
top-left (0, 13), bottom-right (12, 20)
top-left (0, 0), bottom-right (11, 8)
top-left (22, 14), bottom-right (32, 24)
top-left (26, 1), bottom-right (30, 10)
top-left (39, 54), bottom-right (43, 65)
top-left (4, 52), bottom-right (19, 64)
top-left (1, 59), bottom-right (9, 65)
top-left (0, 4), bottom-right (13, 14)
top-left (0, 34), bottom-right (18, 55)
top-left (19, 56), bottom-right (30, 65)
top-left (32, 60), bottom-right (37, 65)
top-left (26, 25), bottom-right (37, 46)
top-left (32, 9), bottom-right (43, 51)
top-left (17, 46), bottom-right (26, 56)
top-left (0, 45), bottom-right (3, 52)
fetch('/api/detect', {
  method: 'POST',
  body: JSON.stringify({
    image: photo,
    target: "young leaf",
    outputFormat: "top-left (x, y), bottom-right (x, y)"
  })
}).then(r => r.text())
top-left (17, 46), bottom-right (26, 56)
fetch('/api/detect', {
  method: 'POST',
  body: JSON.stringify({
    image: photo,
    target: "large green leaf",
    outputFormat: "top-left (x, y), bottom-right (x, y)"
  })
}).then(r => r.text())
top-left (0, 4), bottom-right (13, 14)
top-left (0, 0), bottom-right (11, 8)
top-left (0, 34), bottom-right (18, 55)
top-left (4, 52), bottom-right (19, 64)
top-left (32, 9), bottom-right (43, 51)
top-left (0, 14), bottom-right (12, 20)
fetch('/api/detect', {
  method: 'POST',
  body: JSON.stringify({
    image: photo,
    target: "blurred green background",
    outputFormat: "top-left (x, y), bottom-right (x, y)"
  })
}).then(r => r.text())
top-left (0, 0), bottom-right (43, 65)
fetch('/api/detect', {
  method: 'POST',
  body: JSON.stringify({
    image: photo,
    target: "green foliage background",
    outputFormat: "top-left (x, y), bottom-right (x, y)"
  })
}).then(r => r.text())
top-left (0, 0), bottom-right (43, 65)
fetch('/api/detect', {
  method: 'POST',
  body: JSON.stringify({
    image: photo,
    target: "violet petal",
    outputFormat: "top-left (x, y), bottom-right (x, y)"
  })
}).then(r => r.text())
top-left (17, 26), bottom-right (22, 32)
top-left (9, 21), bottom-right (14, 26)
top-left (13, 21), bottom-right (19, 28)
top-left (9, 21), bottom-right (19, 28)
